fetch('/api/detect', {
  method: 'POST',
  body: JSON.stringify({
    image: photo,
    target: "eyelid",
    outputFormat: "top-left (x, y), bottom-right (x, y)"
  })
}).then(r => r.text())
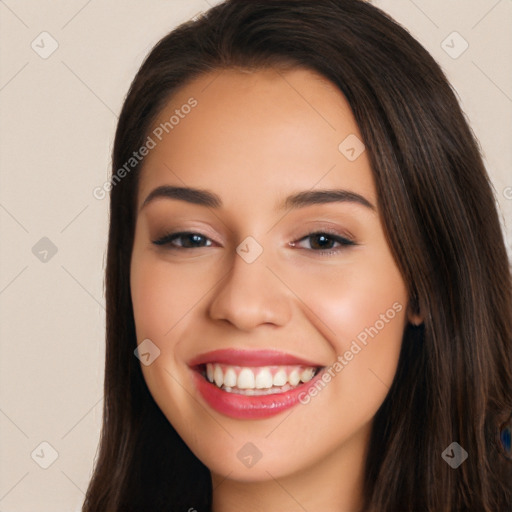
top-left (293, 225), bottom-right (357, 244)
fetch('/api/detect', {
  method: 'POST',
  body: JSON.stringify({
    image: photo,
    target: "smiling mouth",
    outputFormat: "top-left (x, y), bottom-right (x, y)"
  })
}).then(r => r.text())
top-left (198, 363), bottom-right (323, 396)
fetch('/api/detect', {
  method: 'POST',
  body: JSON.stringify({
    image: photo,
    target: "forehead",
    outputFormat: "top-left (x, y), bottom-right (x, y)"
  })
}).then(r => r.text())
top-left (137, 67), bottom-right (376, 213)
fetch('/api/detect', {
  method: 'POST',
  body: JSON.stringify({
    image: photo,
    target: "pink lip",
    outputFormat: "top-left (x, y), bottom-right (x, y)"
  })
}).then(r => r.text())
top-left (188, 349), bottom-right (325, 419)
top-left (191, 371), bottom-right (324, 419)
top-left (188, 348), bottom-right (323, 368)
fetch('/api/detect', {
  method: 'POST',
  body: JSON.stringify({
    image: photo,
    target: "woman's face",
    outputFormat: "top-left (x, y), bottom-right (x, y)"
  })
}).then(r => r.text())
top-left (130, 67), bottom-right (416, 487)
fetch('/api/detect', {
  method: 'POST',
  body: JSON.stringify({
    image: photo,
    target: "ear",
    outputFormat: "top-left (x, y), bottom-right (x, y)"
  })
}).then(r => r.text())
top-left (407, 308), bottom-right (423, 326)
top-left (407, 291), bottom-right (423, 326)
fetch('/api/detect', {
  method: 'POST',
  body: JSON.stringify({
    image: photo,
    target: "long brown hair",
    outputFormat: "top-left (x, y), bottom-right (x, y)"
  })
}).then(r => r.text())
top-left (83, 1), bottom-right (512, 510)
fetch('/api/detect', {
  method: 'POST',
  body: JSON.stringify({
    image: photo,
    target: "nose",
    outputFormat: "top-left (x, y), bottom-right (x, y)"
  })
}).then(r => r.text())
top-left (207, 250), bottom-right (292, 332)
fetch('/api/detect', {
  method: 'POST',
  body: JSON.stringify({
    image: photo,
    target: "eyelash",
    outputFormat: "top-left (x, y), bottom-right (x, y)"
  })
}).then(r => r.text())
top-left (152, 230), bottom-right (356, 255)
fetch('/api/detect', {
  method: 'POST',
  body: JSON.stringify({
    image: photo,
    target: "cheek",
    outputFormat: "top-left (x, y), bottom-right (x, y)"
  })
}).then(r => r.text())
top-left (285, 262), bottom-right (407, 435)
top-left (130, 255), bottom-right (210, 341)
top-left (130, 252), bottom-right (220, 401)
top-left (289, 252), bottom-right (408, 386)
top-left (130, 254), bottom-right (208, 418)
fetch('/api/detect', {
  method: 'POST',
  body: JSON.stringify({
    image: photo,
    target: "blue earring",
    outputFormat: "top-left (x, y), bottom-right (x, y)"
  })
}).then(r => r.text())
top-left (499, 413), bottom-right (512, 460)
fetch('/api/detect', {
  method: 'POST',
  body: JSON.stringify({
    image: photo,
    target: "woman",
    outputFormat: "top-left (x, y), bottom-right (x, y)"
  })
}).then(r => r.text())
top-left (83, 0), bottom-right (512, 510)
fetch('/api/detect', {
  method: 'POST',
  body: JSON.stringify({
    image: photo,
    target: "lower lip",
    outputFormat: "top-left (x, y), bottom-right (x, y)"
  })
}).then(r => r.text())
top-left (192, 369), bottom-right (322, 419)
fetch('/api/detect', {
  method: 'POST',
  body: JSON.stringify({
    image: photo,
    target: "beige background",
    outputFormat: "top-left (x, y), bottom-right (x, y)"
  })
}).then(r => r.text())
top-left (0, 1), bottom-right (510, 510)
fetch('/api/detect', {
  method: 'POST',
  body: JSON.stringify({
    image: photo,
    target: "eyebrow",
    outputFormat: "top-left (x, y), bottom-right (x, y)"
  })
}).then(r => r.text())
top-left (140, 185), bottom-right (375, 212)
top-left (281, 189), bottom-right (375, 211)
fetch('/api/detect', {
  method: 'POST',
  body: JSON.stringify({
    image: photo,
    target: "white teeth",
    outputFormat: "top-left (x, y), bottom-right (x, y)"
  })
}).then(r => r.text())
top-left (224, 367), bottom-right (237, 387)
top-left (255, 368), bottom-right (273, 389)
top-left (204, 363), bottom-right (319, 393)
top-left (273, 369), bottom-right (287, 387)
top-left (213, 365), bottom-right (223, 388)
top-left (300, 368), bottom-right (315, 383)
top-left (288, 369), bottom-right (300, 386)
top-left (237, 368), bottom-right (255, 389)
top-left (206, 363), bottom-right (214, 383)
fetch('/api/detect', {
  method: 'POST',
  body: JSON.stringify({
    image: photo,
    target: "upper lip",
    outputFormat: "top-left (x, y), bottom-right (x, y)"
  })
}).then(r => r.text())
top-left (188, 349), bottom-right (324, 368)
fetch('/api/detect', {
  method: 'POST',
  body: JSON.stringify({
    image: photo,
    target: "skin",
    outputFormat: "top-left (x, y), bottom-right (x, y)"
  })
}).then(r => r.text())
top-left (130, 67), bottom-right (422, 512)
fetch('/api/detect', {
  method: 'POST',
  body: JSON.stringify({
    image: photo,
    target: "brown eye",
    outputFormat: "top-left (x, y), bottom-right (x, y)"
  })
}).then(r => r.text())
top-left (153, 232), bottom-right (213, 248)
top-left (291, 232), bottom-right (356, 253)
